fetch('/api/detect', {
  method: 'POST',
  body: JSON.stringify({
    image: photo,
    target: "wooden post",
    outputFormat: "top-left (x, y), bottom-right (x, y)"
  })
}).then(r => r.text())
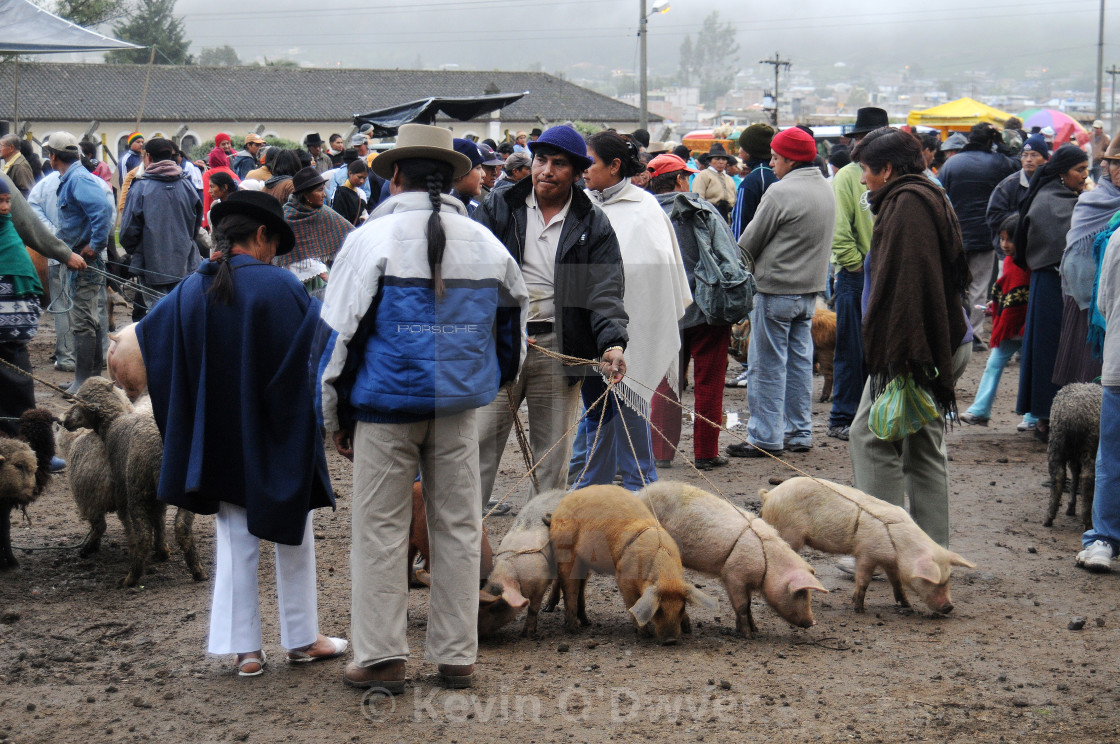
top-left (136, 47), bottom-right (156, 128)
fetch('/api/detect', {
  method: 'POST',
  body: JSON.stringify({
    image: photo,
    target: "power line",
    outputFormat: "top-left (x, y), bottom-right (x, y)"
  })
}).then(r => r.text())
top-left (759, 52), bottom-right (791, 127)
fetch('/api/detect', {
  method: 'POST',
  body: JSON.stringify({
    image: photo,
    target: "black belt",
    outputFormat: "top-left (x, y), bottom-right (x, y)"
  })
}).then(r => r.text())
top-left (527, 321), bottom-right (553, 336)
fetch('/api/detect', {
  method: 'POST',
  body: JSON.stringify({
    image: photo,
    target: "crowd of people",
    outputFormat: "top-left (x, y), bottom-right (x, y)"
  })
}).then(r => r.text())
top-left (2, 108), bottom-right (1120, 690)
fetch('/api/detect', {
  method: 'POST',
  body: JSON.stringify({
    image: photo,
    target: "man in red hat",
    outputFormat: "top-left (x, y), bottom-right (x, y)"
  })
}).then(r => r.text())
top-left (728, 127), bottom-right (835, 458)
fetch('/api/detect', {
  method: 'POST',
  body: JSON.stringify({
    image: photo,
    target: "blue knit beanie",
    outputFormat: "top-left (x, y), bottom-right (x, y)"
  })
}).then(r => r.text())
top-left (1021, 133), bottom-right (1050, 160)
top-left (452, 138), bottom-right (484, 169)
top-left (528, 125), bottom-right (591, 170)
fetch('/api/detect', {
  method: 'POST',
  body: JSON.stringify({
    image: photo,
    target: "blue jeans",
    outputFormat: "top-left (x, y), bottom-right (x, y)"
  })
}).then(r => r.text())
top-left (1084, 385), bottom-right (1120, 553)
top-left (966, 340), bottom-right (1035, 424)
top-left (746, 293), bottom-right (815, 450)
top-left (829, 268), bottom-right (866, 428)
top-left (573, 375), bottom-right (658, 492)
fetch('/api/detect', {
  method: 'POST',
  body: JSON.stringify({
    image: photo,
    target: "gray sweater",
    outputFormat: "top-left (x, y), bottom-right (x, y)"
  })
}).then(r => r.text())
top-left (737, 165), bottom-right (835, 295)
top-left (1097, 228), bottom-right (1120, 386)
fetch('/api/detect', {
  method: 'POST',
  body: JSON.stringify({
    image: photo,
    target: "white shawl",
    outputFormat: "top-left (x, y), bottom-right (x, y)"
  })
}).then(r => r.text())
top-left (588, 181), bottom-right (692, 415)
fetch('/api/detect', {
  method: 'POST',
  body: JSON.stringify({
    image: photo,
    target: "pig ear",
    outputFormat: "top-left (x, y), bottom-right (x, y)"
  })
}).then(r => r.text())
top-left (502, 586), bottom-right (529, 609)
top-left (911, 558), bottom-right (942, 585)
top-left (686, 585), bottom-right (719, 612)
top-left (108, 331), bottom-right (119, 342)
top-left (788, 570), bottom-right (828, 595)
top-left (479, 590), bottom-right (502, 605)
top-left (758, 488), bottom-right (769, 503)
top-left (629, 585), bottom-right (660, 627)
top-left (947, 551), bottom-right (975, 569)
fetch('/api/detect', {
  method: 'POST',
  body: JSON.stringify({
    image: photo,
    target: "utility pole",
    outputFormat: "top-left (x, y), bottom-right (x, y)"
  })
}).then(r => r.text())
top-left (639, 0), bottom-right (648, 131)
top-left (759, 51), bottom-right (791, 127)
top-left (1097, 0), bottom-right (1106, 120)
top-left (1108, 64), bottom-right (1119, 133)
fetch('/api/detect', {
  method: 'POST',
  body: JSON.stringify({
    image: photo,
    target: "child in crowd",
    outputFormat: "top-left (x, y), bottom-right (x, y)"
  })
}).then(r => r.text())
top-left (960, 213), bottom-right (1038, 430)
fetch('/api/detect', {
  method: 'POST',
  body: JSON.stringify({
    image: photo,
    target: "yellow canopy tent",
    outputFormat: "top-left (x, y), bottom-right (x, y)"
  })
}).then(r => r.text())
top-left (906, 97), bottom-right (1015, 134)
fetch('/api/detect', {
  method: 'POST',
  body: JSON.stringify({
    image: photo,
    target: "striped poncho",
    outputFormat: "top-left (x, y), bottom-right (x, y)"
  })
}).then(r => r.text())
top-left (275, 197), bottom-right (354, 269)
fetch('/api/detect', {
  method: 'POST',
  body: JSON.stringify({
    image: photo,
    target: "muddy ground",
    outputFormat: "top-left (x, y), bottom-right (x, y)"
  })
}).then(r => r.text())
top-left (1, 308), bottom-right (1119, 744)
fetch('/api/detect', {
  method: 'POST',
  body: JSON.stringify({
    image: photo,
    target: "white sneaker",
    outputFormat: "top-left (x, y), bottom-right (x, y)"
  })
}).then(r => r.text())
top-left (1076, 540), bottom-right (1114, 573)
top-left (1017, 420), bottom-right (1037, 432)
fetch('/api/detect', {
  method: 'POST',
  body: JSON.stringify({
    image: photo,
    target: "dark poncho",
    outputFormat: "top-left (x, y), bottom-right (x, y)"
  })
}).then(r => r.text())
top-left (136, 254), bottom-right (334, 545)
top-left (863, 174), bottom-right (970, 413)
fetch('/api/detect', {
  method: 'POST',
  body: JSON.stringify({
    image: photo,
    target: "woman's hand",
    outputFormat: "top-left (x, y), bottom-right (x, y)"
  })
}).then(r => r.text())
top-left (332, 429), bottom-right (354, 461)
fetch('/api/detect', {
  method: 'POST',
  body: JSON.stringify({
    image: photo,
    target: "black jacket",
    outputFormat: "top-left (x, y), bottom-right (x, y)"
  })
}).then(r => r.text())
top-left (474, 177), bottom-right (628, 373)
top-left (938, 145), bottom-right (1018, 253)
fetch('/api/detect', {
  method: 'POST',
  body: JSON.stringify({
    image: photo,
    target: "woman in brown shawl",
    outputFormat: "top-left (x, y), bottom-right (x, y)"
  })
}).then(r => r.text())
top-left (848, 128), bottom-right (971, 549)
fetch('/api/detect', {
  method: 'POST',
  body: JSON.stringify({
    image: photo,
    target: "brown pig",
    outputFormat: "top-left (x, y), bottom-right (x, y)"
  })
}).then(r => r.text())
top-left (106, 322), bottom-right (146, 402)
top-left (639, 481), bottom-right (826, 635)
top-left (759, 477), bottom-right (975, 614)
top-left (548, 485), bottom-right (717, 645)
top-left (478, 488), bottom-right (566, 639)
top-left (408, 480), bottom-right (493, 588)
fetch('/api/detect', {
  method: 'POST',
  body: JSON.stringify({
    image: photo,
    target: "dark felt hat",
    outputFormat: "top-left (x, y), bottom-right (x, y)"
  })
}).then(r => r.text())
top-left (847, 107), bottom-right (890, 137)
top-left (707, 142), bottom-right (731, 159)
top-left (210, 191), bottom-right (296, 255)
top-left (304, 132), bottom-right (324, 147)
top-left (291, 166), bottom-right (327, 194)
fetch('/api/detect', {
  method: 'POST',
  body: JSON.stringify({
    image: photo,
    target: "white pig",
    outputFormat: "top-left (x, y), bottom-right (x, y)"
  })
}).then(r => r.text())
top-left (759, 477), bottom-right (975, 614)
top-left (106, 322), bottom-right (146, 402)
top-left (478, 489), bottom-right (566, 638)
top-left (639, 481), bottom-right (827, 635)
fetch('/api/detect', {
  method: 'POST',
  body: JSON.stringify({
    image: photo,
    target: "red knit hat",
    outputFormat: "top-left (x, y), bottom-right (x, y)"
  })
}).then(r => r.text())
top-left (770, 127), bottom-right (817, 162)
top-left (214, 132), bottom-right (232, 147)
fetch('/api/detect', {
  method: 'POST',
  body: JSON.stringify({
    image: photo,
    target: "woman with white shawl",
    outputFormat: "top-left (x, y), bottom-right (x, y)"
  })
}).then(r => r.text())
top-left (571, 131), bottom-right (691, 491)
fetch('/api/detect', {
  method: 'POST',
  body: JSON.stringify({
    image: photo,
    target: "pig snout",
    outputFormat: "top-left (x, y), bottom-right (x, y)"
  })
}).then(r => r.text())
top-left (918, 583), bottom-right (954, 615)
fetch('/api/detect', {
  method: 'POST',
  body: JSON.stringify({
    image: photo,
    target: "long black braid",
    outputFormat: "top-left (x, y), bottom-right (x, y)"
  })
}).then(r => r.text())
top-left (208, 214), bottom-right (273, 305)
top-left (397, 158), bottom-right (455, 300)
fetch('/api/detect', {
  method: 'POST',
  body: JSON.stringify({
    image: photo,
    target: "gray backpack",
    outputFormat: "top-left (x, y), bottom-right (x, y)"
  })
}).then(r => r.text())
top-left (672, 195), bottom-right (756, 325)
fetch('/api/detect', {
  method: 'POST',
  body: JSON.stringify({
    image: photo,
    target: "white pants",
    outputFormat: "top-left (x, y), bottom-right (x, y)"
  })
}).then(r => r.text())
top-left (208, 502), bottom-right (319, 655)
top-left (351, 410), bottom-right (481, 668)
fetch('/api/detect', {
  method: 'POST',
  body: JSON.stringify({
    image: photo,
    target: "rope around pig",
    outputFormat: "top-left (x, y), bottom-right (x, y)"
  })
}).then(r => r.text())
top-left (522, 345), bottom-right (910, 553)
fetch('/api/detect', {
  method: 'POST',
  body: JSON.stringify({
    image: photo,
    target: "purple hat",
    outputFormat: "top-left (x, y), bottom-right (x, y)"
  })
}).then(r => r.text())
top-left (452, 138), bottom-right (484, 169)
top-left (528, 125), bottom-right (591, 170)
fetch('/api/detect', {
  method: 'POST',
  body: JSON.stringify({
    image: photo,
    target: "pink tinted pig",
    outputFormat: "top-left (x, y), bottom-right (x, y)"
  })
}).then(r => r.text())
top-left (478, 488), bottom-right (566, 639)
top-left (639, 481), bottom-right (826, 635)
top-left (106, 322), bottom-right (146, 402)
top-left (759, 477), bottom-right (974, 614)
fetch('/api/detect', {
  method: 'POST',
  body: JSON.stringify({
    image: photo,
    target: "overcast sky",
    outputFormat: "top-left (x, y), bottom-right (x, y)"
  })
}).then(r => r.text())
top-left (164, 0), bottom-right (1111, 83)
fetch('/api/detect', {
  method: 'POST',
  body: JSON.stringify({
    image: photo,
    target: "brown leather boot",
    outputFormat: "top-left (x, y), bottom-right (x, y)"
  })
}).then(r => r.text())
top-left (344, 659), bottom-right (406, 694)
top-left (437, 663), bottom-right (474, 689)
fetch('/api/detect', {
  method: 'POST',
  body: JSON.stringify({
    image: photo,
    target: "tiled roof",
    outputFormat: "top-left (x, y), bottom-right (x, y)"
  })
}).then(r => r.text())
top-left (0, 62), bottom-right (658, 124)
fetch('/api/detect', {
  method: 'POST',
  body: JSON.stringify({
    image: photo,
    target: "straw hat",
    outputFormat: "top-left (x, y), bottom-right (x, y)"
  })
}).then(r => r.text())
top-left (371, 124), bottom-right (473, 180)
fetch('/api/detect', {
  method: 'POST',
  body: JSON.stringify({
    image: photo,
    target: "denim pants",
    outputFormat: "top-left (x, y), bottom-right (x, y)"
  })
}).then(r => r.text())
top-left (746, 293), bottom-right (815, 450)
top-left (829, 268), bottom-right (867, 428)
top-left (966, 339), bottom-right (1036, 424)
top-left (573, 374), bottom-right (658, 491)
top-left (1084, 385), bottom-right (1120, 554)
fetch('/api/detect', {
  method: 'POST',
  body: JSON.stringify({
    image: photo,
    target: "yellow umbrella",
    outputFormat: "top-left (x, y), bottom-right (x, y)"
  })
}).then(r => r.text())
top-left (906, 97), bottom-right (1015, 134)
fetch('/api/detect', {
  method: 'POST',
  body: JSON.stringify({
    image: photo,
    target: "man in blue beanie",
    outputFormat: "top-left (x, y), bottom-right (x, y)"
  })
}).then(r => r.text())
top-left (473, 125), bottom-right (629, 513)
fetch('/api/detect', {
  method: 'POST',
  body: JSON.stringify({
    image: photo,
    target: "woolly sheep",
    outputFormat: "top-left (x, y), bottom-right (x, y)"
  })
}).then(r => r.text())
top-left (1046, 382), bottom-right (1102, 530)
top-left (63, 377), bottom-right (205, 586)
top-left (0, 410), bottom-right (59, 570)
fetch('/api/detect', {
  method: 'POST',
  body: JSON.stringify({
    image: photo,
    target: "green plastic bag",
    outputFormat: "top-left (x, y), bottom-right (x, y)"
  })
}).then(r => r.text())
top-left (868, 373), bottom-right (941, 441)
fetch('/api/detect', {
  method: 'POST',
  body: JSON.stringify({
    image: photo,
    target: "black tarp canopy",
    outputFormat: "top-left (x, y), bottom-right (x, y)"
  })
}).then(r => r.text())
top-left (0, 0), bottom-right (140, 53)
top-left (353, 92), bottom-right (528, 137)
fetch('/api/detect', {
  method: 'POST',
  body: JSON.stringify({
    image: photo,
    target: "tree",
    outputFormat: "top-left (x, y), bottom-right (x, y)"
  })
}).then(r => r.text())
top-left (198, 45), bottom-right (241, 67)
top-left (678, 34), bottom-right (693, 86)
top-left (105, 0), bottom-right (191, 65)
top-left (677, 11), bottom-right (739, 106)
top-left (53, 0), bottom-right (131, 27)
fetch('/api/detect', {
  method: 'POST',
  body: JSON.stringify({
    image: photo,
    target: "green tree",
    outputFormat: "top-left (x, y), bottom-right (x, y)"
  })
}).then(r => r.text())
top-left (53, 0), bottom-right (131, 27)
top-left (678, 11), bottom-right (739, 106)
top-left (105, 0), bottom-right (191, 65)
top-left (198, 45), bottom-right (241, 67)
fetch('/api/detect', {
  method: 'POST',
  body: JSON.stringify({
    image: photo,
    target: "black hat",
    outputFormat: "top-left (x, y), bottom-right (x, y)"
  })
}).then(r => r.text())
top-left (707, 142), bottom-right (731, 159)
top-left (292, 165), bottom-right (327, 194)
top-left (304, 132), bottom-right (324, 147)
top-left (210, 191), bottom-right (296, 255)
top-left (847, 107), bottom-right (890, 137)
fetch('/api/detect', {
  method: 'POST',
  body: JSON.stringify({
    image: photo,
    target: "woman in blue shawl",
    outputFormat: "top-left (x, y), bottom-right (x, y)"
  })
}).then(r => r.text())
top-left (134, 191), bottom-right (345, 677)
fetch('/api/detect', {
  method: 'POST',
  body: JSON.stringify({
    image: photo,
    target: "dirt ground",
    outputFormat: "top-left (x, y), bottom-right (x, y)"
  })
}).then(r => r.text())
top-left (2, 308), bottom-right (1119, 744)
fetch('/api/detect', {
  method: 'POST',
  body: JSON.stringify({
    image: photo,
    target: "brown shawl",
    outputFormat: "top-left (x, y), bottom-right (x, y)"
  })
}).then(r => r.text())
top-left (863, 174), bottom-right (970, 412)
